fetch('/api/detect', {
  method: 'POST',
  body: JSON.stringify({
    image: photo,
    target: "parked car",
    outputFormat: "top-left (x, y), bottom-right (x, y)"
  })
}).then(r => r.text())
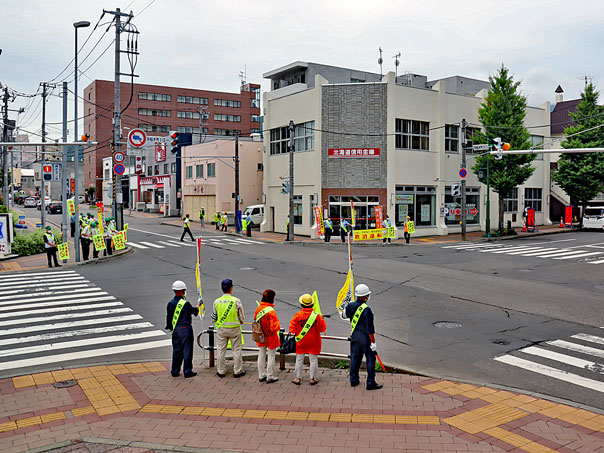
top-left (23, 197), bottom-right (37, 208)
top-left (242, 204), bottom-right (264, 229)
top-left (46, 201), bottom-right (63, 215)
top-left (583, 205), bottom-right (604, 231)
top-left (36, 196), bottom-right (51, 210)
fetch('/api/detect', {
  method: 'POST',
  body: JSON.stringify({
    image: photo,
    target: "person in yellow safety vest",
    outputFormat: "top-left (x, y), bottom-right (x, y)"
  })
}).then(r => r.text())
top-left (214, 211), bottom-right (220, 230)
top-left (43, 225), bottom-right (61, 268)
top-left (382, 215), bottom-right (392, 244)
top-left (103, 217), bottom-right (114, 256)
top-left (180, 214), bottom-right (195, 242)
top-left (85, 221), bottom-right (100, 259)
top-left (404, 215), bottom-right (411, 244)
top-left (245, 212), bottom-right (252, 237)
top-left (220, 211), bottom-right (228, 232)
top-left (285, 215), bottom-right (290, 241)
top-left (323, 218), bottom-right (333, 242)
top-left (199, 207), bottom-right (205, 229)
top-left (211, 278), bottom-right (246, 378)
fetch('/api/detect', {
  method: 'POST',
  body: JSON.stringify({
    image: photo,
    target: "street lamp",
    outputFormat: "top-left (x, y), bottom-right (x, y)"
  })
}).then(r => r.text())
top-left (73, 20), bottom-right (90, 263)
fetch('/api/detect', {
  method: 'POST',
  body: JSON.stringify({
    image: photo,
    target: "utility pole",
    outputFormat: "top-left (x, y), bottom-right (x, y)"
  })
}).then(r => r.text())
top-left (485, 131), bottom-right (491, 239)
top-left (40, 82), bottom-right (48, 227)
top-left (234, 131), bottom-right (240, 232)
top-left (61, 82), bottom-right (68, 260)
top-left (460, 118), bottom-right (467, 241)
top-left (288, 120), bottom-right (295, 242)
top-left (2, 87), bottom-right (9, 206)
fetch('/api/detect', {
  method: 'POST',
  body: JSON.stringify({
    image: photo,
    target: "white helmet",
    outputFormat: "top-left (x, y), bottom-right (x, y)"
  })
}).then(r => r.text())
top-left (172, 280), bottom-right (187, 291)
top-left (354, 284), bottom-right (371, 298)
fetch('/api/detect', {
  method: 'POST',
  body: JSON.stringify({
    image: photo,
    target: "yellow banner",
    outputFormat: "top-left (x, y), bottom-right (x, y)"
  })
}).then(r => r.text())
top-left (406, 221), bottom-right (415, 234)
top-left (93, 234), bottom-right (106, 251)
top-left (336, 268), bottom-right (354, 312)
top-left (312, 290), bottom-right (321, 314)
top-left (57, 243), bottom-right (70, 260)
top-left (113, 231), bottom-right (126, 250)
top-left (67, 199), bottom-right (75, 216)
top-left (351, 201), bottom-right (356, 227)
top-left (123, 223), bottom-right (128, 241)
top-left (353, 227), bottom-right (395, 241)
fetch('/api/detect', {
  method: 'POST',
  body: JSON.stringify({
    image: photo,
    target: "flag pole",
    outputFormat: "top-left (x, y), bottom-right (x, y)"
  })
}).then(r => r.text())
top-left (196, 237), bottom-right (205, 365)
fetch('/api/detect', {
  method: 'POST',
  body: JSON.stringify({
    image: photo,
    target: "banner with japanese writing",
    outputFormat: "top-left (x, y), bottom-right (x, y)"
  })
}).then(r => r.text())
top-left (406, 221), bottom-right (415, 234)
top-left (57, 243), bottom-right (70, 260)
top-left (113, 231), bottom-right (126, 250)
top-left (96, 202), bottom-right (105, 236)
top-left (123, 223), bottom-right (128, 241)
top-left (351, 201), bottom-right (356, 227)
top-left (93, 234), bottom-right (106, 251)
top-left (67, 199), bottom-right (75, 216)
top-left (353, 227), bottom-right (395, 241)
top-left (374, 206), bottom-right (383, 228)
top-left (314, 206), bottom-right (324, 236)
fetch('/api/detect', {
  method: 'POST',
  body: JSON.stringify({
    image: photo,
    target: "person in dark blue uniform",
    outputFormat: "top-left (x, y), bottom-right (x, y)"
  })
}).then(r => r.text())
top-left (165, 280), bottom-right (200, 378)
top-left (345, 284), bottom-right (383, 390)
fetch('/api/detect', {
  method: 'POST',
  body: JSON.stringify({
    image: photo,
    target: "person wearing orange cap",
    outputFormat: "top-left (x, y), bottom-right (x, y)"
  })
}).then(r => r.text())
top-left (289, 294), bottom-right (326, 385)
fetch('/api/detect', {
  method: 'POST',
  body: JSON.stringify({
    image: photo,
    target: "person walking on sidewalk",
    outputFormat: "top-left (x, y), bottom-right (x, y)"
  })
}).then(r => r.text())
top-left (214, 211), bottom-right (220, 230)
top-left (323, 217), bottom-right (333, 242)
top-left (382, 215), bottom-right (392, 244)
top-left (220, 212), bottom-right (228, 232)
top-left (345, 284), bottom-right (382, 390)
top-left (255, 289), bottom-right (280, 383)
top-left (199, 207), bottom-right (205, 229)
top-left (212, 278), bottom-right (246, 378)
top-left (289, 294), bottom-right (327, 385)
top-left (340, 218), bottom-right (350, 243)
top-left (43, 226), bottom-right (61, 268)
top-left (245, 212), bottom-right (252, 237)
top-left (404, 216), bottom-right (412, 244)
top-left (180, 214), bottom-right (195, 242)
top-left (165, 280), bottom-right (200, 378)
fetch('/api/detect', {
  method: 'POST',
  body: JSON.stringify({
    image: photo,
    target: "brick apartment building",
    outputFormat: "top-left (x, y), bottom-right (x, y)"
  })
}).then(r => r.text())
top-left (83, 80), bottom-right (261, 195)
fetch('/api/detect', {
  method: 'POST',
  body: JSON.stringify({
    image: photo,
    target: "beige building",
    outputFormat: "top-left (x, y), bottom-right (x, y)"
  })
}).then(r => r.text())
top-left (181, 137), bottom-right (264, 218)
top-left (262, 62), bottom-right (552, 238)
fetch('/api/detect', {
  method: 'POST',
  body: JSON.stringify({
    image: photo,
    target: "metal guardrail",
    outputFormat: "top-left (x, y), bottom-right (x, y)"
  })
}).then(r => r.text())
top-left (197, 326), bottom-right (350, 370)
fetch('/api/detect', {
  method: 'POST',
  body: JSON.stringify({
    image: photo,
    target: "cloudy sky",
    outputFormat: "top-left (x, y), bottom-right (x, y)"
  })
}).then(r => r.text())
top-left (2, 0), bottom-right (603, 140)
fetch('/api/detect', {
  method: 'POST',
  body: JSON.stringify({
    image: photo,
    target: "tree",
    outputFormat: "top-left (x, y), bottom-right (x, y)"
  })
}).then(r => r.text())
top-left (551, 83), bottom-right (604, 219)
top-left (471, 65), bottom-right (534, 233)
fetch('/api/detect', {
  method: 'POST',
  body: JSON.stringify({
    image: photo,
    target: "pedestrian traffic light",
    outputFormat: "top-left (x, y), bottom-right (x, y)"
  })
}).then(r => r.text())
top-left (451, 183), bottom-right (461, 197)
top-left (43, 164), bottom-right (52, 181)
top-left (280, 182), bottom-right (290, 194)
top-left (169, 131), bottom-right (179, 153)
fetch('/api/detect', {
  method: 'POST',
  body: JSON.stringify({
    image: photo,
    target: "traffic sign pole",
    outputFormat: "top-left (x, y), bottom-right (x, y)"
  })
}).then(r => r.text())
top-left (461, 119), bottom-right (467, 241)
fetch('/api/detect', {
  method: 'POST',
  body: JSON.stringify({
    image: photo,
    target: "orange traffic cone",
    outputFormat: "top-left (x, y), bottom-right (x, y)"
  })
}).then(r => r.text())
top-left (521, 221), bottom-right (527, 232)
top-left (559, 217), bottom-right (564, 228)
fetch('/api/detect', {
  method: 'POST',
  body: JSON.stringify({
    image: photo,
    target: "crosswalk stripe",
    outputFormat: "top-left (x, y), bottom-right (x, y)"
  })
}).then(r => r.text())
top-left (0, 322), bottom-right (155, 347)
top-left (0, 272), bottom-right (78, 283)
top-left (573, 333), bottom-right (604, 346)
top-left (0, 270), bottom-right (77, 280)
top-left (554, 251), bottom-right (604, 260)
top-left (516, 248), bottom-right (558, 256)
top-left (0, 299), bottom-right (119, 318)
top-left (235, 238), bottom-right (264, 244)
top-left (494, 355), bottom-right (604, 393)
top-left (139, 241), bottom-right (164, 248)
top-left (548, 340), bottom-right (604, 360)
top-left (126, 242), bottom-right (148, 249)
top-left (0, 330), bottom-right (166, 358)
top-left (0, 276), bottom-right (85, 287)
top-left (535, 250), bottom-right (589, 258)
top-left (522, 346), bottom-right (601, 371)
top-left (0, 339), bottom-right (173, 371)
top-left (172, 240), bottom-right (196, 247)
top-left (588, 259), bottom-right (604, 265)
top-left (0, 290), bottom-right (108, 307)
top-left (489, 246), bottom-right (535, 254)
top-left (0, 314), bottom-right (143, 337)
top-left (158, 241), bottom-right (180, 247)
top-left (0, 286), bottom-right (100, 301)
top-left (223, 238), bottom-right (242, 244)
top-left (0, 283), bottom-right (92, 296)
top-left (0, 294), bottom-right (112, 311)
top-left (0, 307), bottom-right (133, 328)
top-left (504, 247), bottom-right (553, 255)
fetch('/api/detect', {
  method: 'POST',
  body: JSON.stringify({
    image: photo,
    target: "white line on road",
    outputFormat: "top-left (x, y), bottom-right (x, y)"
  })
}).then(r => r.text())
top-left (514, 248), bottom-right (558, 256)
top-left (494, 355), bottom-right (604, 393)
top-left (174, 241), bottom-right (196, 247)
top-left (0, 315), bottom-right (144, 337)
top-left (0, 272), bottom-right (78, 283)
top-left (127, 227), bottom-right (180, 240)
top-left (588, 259), bottom-right (604, 265)
top-left (0, 294), bottom-right (113, 311)
top-left (0, 283), bottom-right (92, 296)
top-left (573, 333), bottom-right (604, 346)
top-left (0, 339), bottom-right (173, 371)
top-left (504, 247), bottom-right (556, 255)
top-left (139, 241), bottom-right (164, 248)
top-left (234, 238), bottom-right (264, 244)
top-left (126, 242), bottom-right (148, 249)
top-left (223, 239), bottom-right (242, 244)
top-left (0, 302), bottom-right (124, 321)
top-left (489, 246), bottom-right (536, 254)
top-left (0, 286), bottom-right (100, 301)
top-left (0, 308), bottom-right (133, 327)
top-left (158, 241), bottom-right (180, 247)
top-left (554, 251), bottom-right (604, 260)
top-left (0, 322), bottom-right (155, 347)
top-left (548, 340), bottom-right (604, 360)
top-left (0, 276), bottom-right (85, 287)
top-left (0, 290), bottom-right (108, 307)
top-left (0, 330), bottom-right (167, 358)
top-left (522, 346), bottom-right (603, 372)
top-left (519, 248), bottom-right (569, 257)
top-left (536, 250), bottom-right (590, 259)
top-left (0, 270), bottom-right (77, 280)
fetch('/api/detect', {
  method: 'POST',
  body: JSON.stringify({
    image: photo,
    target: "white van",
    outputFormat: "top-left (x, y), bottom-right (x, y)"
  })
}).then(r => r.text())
top-left (583, 205), bottom-right (604, 230)
top-left (242, 204), bottom-right (264, 228)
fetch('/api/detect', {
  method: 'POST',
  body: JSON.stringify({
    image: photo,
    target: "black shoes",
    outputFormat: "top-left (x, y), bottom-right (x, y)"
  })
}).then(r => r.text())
top-left (233, 370), bottom-right (246, 378)
top-left (350, 381), bottom-right (360, 387)
top-left (216, 372), bottom-right (226, 378)
top-left (259, 377), bottom-right (267, 382)
top-left (266, 378), bottom-right (279, 384)
top-left (184, 372), bottom-right (197, 378)
top-left (366, 383), bottom-right (383, 391)
top-left (171, 373), bottom-right (180, 378)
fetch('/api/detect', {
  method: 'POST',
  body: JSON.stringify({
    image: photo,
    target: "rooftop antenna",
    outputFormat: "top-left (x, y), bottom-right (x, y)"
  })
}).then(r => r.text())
top-left (393, 52), bottom-right (401, 80)
top-left (239, 65), bottom-right (247, 86)
top-left (378, 47), bottom-right (383, 78)
top-left (577, 75), bottom-right (594, 89)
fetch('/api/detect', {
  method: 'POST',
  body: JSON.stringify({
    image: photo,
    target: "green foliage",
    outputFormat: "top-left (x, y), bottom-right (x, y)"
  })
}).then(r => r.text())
top-left (375, 360), bottom-right (385, 372)
top-left (552, 84), bottom-right (604, 207)
top-left (0, 204), bottom-right (7, 214)
top-left (471, 65), bottom-right (535, 231)
top-left (12, 228), bottom-right (63, 257)
top-left (334, 360), bottom-right (349, 369)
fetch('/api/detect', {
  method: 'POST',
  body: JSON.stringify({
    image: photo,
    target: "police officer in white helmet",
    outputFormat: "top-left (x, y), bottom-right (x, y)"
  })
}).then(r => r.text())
top-left (345, 284), bottom-right (382, 390)
top-left (166, 280), bottom-right (201, 378)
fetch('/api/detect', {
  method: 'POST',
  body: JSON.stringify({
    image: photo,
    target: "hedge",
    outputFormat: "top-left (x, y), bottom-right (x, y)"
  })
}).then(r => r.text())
top-left (12, 228), bottom-right (63, 257)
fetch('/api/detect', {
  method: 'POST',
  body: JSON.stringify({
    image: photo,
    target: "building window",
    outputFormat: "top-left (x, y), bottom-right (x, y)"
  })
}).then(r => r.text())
top-left (251, 114), bottom-right (261, 122)
top-left (251, 99), bottom-right (260, 108)
top-left (186, 166), bottom-right (193, 179)
top-left (163, 163), bottom-right (169, 174)
top-left (213, 99), bottom-right (241, 108)
top-left (138, 92), bottom-right (171, 102)
top-left (170, 162), bottom-right (176, 173)
top-left (525, 188), bottom-right (542, 212)
top-left (207, 163), bottom-right (215, 177)
top-left (177, 111), bottom-right (201, 119)
top-left (445, 124), bottom-right (459, 153)
top-left (138, 124), bottom-right (170, 133)
top-left (270, 121), bottom-right (315, 155)
top-left (147, 166), bottom-right (152, 176)
top-left (293, 195), bottom-right (302, 225)
top-left (529, 135), bottom-right (544, 160)
top-left (504, 188), bottom-right (518, 212)
top-left (214, 114), bottom-right (241, 122)
top-left (138, 108), bottom-right (170, 117)
top-left (177, 95), bottom-right (208, 105)
top-left (195, 164), bottom-right (203, 178)
top-left (394, 186), bottom-right (437, 227)
top-left (465, 127), bottom-right (480, 153)
top-left (177, 126), bottom-right (201, 134)
top-left (154, 165), bottom-right (159, 175)
top-left (395, 119), bottom-right (430, 150)
top-left (213, 129), bottom-right (241, 136)
top-left (251, 128), bottom-right (261, 134)
top-left (328, 195), bottom-right (380, 230)
top-left (444, 187), bottom-right (480, 225)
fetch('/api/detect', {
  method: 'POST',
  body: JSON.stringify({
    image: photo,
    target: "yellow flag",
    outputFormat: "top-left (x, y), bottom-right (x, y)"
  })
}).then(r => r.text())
top-left (336, 268), bottom-right (354, 313)
top-left (312, 291), bottom-right (321, 314)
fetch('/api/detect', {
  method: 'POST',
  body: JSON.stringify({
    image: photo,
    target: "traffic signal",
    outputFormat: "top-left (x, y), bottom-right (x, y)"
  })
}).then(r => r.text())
top-left (451, 183), bottom-right (461, 197)
top-left (493, 138), bottom-right (511, 160)
top-left (42, 165), bottom-right (52, 181)
top-left (280, 182), bottom-right (290, 194)
top-left (169, 131), bottom-right (179, 153)
top-left (81, 133), bottom-right (90, 142)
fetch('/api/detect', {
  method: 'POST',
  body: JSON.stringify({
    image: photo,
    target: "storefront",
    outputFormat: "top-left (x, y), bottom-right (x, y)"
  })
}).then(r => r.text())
top-left (394, 186), bottom-right (437, 228)
top-left (139, 175), bottom-right (172, 214)
top-left (444, 186), bottom-right (480, 226)
top-left (328, 195), bottom-right (382, 230)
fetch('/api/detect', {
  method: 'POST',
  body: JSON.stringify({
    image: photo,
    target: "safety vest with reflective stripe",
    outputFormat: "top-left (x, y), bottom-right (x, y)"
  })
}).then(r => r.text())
top-left (213, 213), bottom-right (219, 222)
top-left (44, 232), bottom-right (55, 249)
top-left (184, 218), bottom-right (190, 228)
top-left (324, 219), bottom-right (333, 230)
top-left (341, 221), bottom-right (349, 233)
top-left (255, 306), bottom-right (274, 322)
top-left (295, 311), bottom-right (318, 342)
top-left (172, 298), bottom-right (187, 332)
top-left (214, 294), bottom-right (240, 328)
top-left (350, 303), bottom-right (368, 335)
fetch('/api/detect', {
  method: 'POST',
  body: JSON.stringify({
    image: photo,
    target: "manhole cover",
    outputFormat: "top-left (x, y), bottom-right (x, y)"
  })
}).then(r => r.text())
top-left (595, 285), bottom-right (604, 290)
top-left (53, 379), bottom-right (78, 388)
top-left (492, 339), bottom-right (511, 345)
top-left (432, 321), bottom-right (463, 329)
top-left (238, 267), bottom-right (256, 271)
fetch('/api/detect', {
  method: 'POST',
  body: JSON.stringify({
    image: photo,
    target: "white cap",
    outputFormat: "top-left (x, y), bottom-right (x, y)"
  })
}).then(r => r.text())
top-left (354, 284), bottom-right (371, 297)
top-left (172, 280), bottom-right (187, 291)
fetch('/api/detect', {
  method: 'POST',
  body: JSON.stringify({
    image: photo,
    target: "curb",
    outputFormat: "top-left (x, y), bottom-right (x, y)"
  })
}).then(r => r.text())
top-left (24, 437), bottom-right (230, 453)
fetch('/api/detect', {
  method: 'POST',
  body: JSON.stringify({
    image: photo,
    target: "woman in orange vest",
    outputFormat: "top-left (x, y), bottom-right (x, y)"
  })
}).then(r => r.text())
top-left (255, 289), bottom-right (281, 383)
top-left (289, 294), bottom-right (327, 385)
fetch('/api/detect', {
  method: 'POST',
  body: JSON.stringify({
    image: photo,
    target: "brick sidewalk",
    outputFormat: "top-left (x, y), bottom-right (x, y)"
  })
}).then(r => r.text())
top-left (1, 361), bottom-right (603, 452)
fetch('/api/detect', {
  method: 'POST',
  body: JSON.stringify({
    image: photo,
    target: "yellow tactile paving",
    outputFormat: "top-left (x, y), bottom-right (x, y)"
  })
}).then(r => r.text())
top-left (12, 375), bottom-right (35, 389)
top-left (72, 406), bottom-right (95, 417)
top-left (328, 413), bottom-right (352, 422)
top-left (0, 421), bottom-right (17, 433)
top-left (40, 412), bottom-right (66, 423)
top-left (484, 427), bottom-right (531, 447)
top-left (308, 412), bottom-right (330, 421)
top-left (16, 416), bottom-right (42, 428)
top-left (443, 402), bottom-right (527, 434)
top-left (396, 415), bottom-right (418, 424)
top-left (243, 410), bottom-right (267, 418)
top-left (417, 416), bottom-right (441, 425)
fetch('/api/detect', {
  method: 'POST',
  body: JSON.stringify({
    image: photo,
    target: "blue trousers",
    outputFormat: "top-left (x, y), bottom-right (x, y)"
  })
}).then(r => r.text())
top-left (171, 325), bottom-right (194, 376)
top-left (349, 340), bottom-right (376, 387)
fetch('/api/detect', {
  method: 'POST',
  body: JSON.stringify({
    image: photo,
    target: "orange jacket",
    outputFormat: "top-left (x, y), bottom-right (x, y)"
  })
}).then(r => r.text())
top-left (254, 302), bottom-right (280, 350)
top-left (289, 308), bottom-right (326, 355)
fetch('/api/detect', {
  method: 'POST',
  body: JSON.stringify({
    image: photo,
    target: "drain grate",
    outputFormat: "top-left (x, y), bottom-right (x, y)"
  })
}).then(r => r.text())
top-left (53, 379), bottom-right (78, 389)
top-left (432, 321), bottom-right (463, 329)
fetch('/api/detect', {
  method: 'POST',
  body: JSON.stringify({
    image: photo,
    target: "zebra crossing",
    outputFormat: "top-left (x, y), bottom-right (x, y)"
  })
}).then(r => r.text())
top-left (126, 236), bottom-right (265, 249)
top-left (495, 330), bottom-right (604, 395)
top-left (442, 241), bottom-right (604, 264)
top-left (0, 270), bottom-right (171, 376)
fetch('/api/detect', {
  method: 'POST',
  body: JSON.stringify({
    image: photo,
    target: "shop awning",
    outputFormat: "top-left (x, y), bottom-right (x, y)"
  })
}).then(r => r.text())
top-left (154, 183), bottom-right (164, 189)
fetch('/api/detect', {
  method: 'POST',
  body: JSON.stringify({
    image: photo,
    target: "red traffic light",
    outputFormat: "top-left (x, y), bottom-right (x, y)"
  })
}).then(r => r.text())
top-left (170, 132), bottom-right (178, 140)
top-left (43, 165), bottom-right (52, 173)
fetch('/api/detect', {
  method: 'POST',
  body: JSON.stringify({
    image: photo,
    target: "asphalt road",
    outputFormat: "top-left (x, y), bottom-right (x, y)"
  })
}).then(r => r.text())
top-left (3, 212), bottom-right (604, 411)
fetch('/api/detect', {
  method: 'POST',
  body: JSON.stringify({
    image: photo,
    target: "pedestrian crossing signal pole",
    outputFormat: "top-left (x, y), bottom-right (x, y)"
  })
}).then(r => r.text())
top-left (461, 119), bottom-right (467, 241)
top-left (288, 120), bottom-right (295, 242)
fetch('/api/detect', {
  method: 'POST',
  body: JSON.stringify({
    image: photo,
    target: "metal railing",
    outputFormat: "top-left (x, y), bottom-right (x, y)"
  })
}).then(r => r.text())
top-left (197, 326), bottom-right (350, 370)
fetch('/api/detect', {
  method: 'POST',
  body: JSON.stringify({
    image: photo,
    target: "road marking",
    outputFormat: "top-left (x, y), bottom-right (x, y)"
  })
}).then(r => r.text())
top-left (536, 250), bottom-right (590, 258)
top-left (0, 308), bottom-right (133, 327)
top-left (126, 242), bottom-right (148, 249)
top-left (0, 270), bottom-right (77, 280)
top-left (517, 248), bottom-right (568, 257)
top-left (173, 241), bottom-right (196, 247)
top-left (505, 247), bottom-right (556, 255)
top-left (0, 330), bottom-right (166, 358)
top-left (548, 339), bottom-right (604, 360)
top-left (0, 290), bottom-right (108, 307)
top-left (0, 294), bottom-right (112, 311)
top-left (158, 241), bottom-right (180, 247)
top-left (139, 241), bottom-right (164, 248)
top-left (0, 302), bottom-right (124, 321)
top-left (0, 276), bottom-right (85, 287)
top-left (0, 322), bottom-right (155, 347)
top-left (573, 333), bottom-right (604, 346)
top-left (522, 346), bottom-right (603, 371)
top-left (127, 227), bottom-right (179, 240)
top-left (494, 355), bottom-right (604, 393)
top-left (0, 271), bottom-right (78, 283)
top-left (489, 246), bottom-right (536, 254)
top-left (234, 238), bottom-right (264, 244)
top-left (443, 244), bottom-right (502, 249)
top-left (0, 286), bottom-right (100, 301)
top-left (0, 283), bottom-right (93, 296)
top-left (588, 259), bottom-right (604, 265)
top-left (514, 248), bottom-right (558, 256)
top-left (554, 251), bottom-right (604, 260)
top-left (0, 339), bottom-right (173, 371)
top-left (0, 314), bottom-right (144, 337)
top-left (223, 238), bottom-right (243, 244)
